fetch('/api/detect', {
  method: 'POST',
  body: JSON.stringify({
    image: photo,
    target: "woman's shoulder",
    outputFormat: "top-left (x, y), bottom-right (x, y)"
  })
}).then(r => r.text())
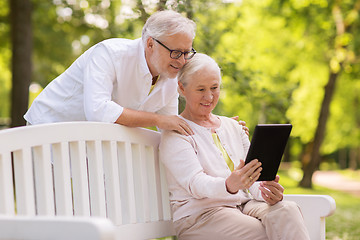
top-left (160, 129), bottom-right (198, 155)
top-left (160, 129), bottom-right (192, 145)
top-left (218, 115), bottom-right (240, 127)
top-left (217, 115), bottom-right (247, 135)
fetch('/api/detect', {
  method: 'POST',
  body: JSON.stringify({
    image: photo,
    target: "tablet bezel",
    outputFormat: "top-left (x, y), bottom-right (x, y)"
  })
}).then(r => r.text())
top-left (245, 124), bottom-right (292, 181)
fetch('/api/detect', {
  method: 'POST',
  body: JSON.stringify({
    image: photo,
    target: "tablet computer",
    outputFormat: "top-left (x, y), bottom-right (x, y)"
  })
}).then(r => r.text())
top-left (245, 124), bottom-right (292, 181)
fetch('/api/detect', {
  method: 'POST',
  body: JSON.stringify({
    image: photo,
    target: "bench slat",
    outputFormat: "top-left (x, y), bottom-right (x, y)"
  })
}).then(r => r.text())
top-left (87, 141), bottom-right (107, 217)
top-left (123, 142), bottom-right (137, 224)
top-left (33, 144), bottom-right (55, 215)
top-left (52, 142), bottom-right (73, 215)
top-left (103, 140), bottom-right (122, 225)
top-left (0, 152), bottom-right (15, 215)
top-left (70, 141), bottom-right (91, 216)
top-left (132, 144), bottom-right (146, 223)
top-left (13, 147), bottom-right (36, 215)
top-left (145, 146), bottom-right (160, 222)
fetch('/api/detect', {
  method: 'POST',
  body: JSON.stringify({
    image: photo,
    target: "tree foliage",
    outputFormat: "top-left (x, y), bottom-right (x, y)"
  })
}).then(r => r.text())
top-left (1, 0), bottom-right (359, 183)
top-left (0, 0), bottom-right (11, 121)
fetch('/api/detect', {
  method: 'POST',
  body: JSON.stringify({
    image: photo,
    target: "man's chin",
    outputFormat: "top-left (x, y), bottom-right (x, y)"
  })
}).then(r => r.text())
top-left (162, 71), bottom-right (178, 79)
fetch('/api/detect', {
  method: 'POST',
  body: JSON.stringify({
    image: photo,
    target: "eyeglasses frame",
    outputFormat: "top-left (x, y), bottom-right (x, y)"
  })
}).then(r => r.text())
top-left (152, 38), bottom-right (196, 60)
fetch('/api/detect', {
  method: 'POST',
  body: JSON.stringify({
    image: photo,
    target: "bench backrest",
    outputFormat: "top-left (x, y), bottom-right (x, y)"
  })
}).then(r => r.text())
top-left (0, 122), bottom-right (175, 239)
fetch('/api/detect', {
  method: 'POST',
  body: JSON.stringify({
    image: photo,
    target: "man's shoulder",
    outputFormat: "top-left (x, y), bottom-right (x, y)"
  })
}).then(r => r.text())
top-left (98, 38), bottom-right (142, 55)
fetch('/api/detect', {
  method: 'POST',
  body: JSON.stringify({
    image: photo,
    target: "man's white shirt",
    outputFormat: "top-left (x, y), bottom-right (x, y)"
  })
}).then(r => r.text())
top-left (24, 38), bottom-right (179, 124)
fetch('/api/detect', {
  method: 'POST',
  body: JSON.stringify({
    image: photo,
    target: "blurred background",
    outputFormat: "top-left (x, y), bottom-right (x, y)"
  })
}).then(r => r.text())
top-left (0, 0), bottom-right (359, 239)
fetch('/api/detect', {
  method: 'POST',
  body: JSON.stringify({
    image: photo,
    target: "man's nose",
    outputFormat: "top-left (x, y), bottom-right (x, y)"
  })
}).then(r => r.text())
top-left (178, 54), bottom-right (187, 66)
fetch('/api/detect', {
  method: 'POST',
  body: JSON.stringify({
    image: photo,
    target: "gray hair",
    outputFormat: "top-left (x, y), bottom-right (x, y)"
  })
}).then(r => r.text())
top-left (178, 53), bottom-right (222, 89)
top-left (142, 10), bottom-right (196, 46)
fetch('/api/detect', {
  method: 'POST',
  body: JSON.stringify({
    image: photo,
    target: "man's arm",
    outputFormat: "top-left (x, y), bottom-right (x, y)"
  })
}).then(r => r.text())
top-left (115, 108), bottom-right (193, 135)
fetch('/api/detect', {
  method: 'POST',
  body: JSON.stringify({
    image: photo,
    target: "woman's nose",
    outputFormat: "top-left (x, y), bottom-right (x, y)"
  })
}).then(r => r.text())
top-left (203, 91), bottom-right (213, 101)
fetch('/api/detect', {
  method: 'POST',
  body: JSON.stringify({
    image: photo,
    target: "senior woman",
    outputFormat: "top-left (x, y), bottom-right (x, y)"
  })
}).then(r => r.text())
top-left (159, 53), bottom-right (310, 240)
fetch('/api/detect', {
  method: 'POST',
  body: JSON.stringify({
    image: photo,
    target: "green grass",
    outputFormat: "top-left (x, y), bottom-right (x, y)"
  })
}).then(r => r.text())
top-left (278, 169), bottom-right (360, 240)
top-left (337, 169), bottom-right (360, 181)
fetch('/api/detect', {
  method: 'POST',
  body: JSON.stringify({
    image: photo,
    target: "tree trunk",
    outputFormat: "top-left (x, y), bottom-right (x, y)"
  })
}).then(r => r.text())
top-left (338, 148), bottom-right (347, 169)
top-left (184, 0), bottom-right (194, 19)
top-left (137, 0), bottom-right (149, 23)
top-left (298, 0), bottom-right (360, 187)
top-left (157, 0), bottom-right (167, 11)
top-left (349, 148), bottom-right (358, 170)
top-left (299, 71), bottom-right (339, 188)
top-left (10, 0), bottom-right (32, 128)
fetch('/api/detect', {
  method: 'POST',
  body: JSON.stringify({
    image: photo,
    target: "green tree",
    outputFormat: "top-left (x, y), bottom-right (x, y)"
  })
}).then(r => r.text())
top-left (10, 0), bottom-right (32, 127)
top-left (0, 0), bottom-right (11, 125)
top-left (271, 0), bottom-right (360, 187)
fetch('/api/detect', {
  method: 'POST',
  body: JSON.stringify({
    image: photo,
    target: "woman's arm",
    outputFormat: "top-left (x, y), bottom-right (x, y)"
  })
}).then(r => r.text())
top-left (225, 159), bottom-right (262, 194)
top-left (160, 132), bottom-right (235, 199)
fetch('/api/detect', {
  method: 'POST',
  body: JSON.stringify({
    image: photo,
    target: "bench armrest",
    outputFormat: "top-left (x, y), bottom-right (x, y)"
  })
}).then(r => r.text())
top-left (0, 216), bottom-right (116, 240)
top-left (284, 194), bottom-right (336, 240)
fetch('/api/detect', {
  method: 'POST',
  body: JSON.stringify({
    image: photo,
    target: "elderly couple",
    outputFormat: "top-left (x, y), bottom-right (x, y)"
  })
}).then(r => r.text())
top-left (25, 10), bottom-right (310, 240)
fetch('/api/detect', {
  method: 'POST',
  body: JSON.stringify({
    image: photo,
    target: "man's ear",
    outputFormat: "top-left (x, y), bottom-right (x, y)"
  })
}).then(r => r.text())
top-left (146, 37), bottom-right (154, 50)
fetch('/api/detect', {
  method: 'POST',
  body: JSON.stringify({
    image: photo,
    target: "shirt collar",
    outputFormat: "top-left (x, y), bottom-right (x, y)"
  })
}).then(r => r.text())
top-left (137, 38), bottom-right (152, 78)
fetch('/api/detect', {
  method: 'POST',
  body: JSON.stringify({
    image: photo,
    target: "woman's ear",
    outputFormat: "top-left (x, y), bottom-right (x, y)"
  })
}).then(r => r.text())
top-left (178, 81), bottom-right (185, 96)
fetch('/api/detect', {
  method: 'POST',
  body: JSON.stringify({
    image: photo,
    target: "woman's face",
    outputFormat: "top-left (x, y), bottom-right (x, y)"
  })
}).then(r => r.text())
top-left (180, 68), bottom-right (221, 116)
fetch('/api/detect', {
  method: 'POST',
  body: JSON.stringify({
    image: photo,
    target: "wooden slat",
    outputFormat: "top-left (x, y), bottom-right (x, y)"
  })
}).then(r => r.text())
top-left (13, 148), bottom-right (36, 215)
top-left (52, 142), bottom-right (73, 215)
top-left (33, 144), bottom-right (55, 215)
top-left (86, 141), bottom-right (106, 217)
top-left (102, 141), bottom-right (122, 224)
top-left (117, 141), bottom-right (136, 224)
top-left (69, 141), bottom-right (90, 216)
top-left (139, 144), bottom-right (150, 222)
top-left (145, 146), bottom-right (160, 222)
top-left (0, 152), bottom-right (15, 215)
top-left (131, 144), bottom-right (145, 223)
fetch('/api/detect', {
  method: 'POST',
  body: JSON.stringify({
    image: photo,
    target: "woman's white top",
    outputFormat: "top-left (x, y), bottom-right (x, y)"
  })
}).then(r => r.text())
top-left (160, 116), bottom-right (264, 221)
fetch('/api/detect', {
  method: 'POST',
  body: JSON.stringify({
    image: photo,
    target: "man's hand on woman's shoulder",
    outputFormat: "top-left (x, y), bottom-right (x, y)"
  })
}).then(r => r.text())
top-left (231, 116), bottom-right (249, 136)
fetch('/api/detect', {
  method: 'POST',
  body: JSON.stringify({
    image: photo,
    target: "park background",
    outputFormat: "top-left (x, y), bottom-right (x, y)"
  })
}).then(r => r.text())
top-left (0, 0), bottom-right (359, 239)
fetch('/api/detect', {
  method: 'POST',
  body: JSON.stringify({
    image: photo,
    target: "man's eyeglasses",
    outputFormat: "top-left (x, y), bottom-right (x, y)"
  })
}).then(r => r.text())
top-left (153, 38), bottom-right (196, 60)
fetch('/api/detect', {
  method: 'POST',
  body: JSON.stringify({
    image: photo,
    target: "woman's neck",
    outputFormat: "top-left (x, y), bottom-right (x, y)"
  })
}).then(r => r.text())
top-left (181, 110), bottom-right (220, 131)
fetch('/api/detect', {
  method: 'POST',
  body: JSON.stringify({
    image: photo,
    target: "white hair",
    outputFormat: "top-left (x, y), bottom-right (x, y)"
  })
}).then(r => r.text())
top-left (178, 53), bottom-right (222, 90)
top-left (142, 10), bottom-right (196, 46)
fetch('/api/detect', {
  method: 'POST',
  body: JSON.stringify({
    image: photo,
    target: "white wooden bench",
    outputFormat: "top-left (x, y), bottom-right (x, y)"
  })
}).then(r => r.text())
top-left (0, 122), bottom-right (336, 240)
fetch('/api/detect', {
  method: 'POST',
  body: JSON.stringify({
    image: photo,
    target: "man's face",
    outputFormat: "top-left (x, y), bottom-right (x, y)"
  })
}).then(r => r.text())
top-left (147, 33), bottom-right (193, 79)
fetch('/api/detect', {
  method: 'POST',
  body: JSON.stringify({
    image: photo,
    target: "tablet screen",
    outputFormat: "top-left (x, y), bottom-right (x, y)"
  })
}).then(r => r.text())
top-left (245, 124), bottom-right (292, 181)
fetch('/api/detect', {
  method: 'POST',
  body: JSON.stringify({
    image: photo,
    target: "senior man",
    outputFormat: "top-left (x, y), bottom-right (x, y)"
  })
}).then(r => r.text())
top-left (25, 10), bottom-right (196, 135)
